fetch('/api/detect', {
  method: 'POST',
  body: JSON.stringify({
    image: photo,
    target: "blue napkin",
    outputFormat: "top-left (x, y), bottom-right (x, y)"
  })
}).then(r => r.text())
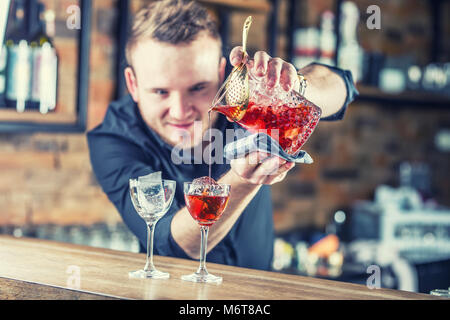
top-left (224, 132), bottom-right (313, 164)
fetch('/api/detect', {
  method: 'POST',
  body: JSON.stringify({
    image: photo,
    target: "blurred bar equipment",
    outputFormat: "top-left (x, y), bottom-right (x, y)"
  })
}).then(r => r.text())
top-left (345, 162), bottom-right (450, 293)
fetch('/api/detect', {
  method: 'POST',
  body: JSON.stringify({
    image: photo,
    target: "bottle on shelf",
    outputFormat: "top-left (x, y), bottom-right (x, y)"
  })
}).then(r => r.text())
top-left (0, 45), bottom-right (7, 105)
top-left (0, 0), bottom-right (9, 105)
top-left (337, 1), bottom-right (364, 83)
top-left (29, 5), bottom-right (58, 114)
top-left (318, 11), bottom-right (336, 66)
top-left (293, 27), bottom-right (319, 69)
top-left (4, 0), bottom-right (58, 114)
top-left (15, 40), bottom-right (32, 113)
top-left (4, 0), bottom-right (33, 112)
top-left (293, 10), bottom-right (336, 70)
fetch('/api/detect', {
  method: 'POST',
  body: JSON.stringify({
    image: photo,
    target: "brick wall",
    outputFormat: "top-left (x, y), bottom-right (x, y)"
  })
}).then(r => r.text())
top-left (0, 133), bottom-right (120, 226)
top-left (0, 0), bottom-right (449, 237)
top-left (0, 0), bottom-right (120, 228)
top-left (272, 101), bottom-right (450, 232)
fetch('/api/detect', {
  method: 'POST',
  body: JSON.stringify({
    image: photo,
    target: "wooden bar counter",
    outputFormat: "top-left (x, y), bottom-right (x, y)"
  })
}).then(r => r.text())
top-left (0, 235), bottom-right (442, 300)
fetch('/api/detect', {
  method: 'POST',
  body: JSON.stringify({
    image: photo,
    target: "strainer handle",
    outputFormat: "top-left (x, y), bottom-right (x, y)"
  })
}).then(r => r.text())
top-left (242, 16), bottom-right (252, 59)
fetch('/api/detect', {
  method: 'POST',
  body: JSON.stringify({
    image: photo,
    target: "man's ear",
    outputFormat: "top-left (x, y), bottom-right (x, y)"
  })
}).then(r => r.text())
top-left (124, 66), bottom-right (139, 103)
top-left (219, 57), bottom-right (227, 83)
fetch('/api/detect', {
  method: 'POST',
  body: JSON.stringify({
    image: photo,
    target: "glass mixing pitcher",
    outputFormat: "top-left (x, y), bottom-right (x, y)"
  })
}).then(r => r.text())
top-left (210, 16), bottom-right (322, 157)
top-left (211, 62), bottom-right (322, 157)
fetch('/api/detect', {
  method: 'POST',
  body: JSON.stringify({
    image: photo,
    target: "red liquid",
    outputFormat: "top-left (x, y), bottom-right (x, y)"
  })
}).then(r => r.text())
top-left (185, 194), bottom-right (230, 227)
top-left (213, 101), bottom-right (321, 156)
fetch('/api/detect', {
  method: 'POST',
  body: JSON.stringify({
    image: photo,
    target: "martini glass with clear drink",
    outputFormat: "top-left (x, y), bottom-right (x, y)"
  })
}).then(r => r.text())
top-left (128, 178), bottom-right (176, 279)
top-left (181, 180), bottom-right (231, 284)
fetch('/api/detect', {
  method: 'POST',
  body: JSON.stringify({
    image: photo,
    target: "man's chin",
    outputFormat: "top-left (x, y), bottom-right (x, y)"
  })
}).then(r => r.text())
top-left (167, 134), bottom-right (202, 150)
top-left (164, 125), bottom-right (203, 147)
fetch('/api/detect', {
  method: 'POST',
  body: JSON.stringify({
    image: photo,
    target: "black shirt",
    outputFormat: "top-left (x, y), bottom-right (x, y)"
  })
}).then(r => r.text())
top-left (87, 96), bottom-right (275, 270)
top-left (86, 64), bottom-right (357, 271)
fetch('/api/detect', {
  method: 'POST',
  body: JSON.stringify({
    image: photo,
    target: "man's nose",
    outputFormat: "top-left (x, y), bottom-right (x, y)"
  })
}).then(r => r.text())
top-left (169, 93), bottom-right (192, 120)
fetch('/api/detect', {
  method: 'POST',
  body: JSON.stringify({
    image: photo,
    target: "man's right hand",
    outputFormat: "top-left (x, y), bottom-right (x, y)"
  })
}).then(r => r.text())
top-left (172, 151), bottom-right (294, 259)
top-left (230, 151), bottom-right (295, 185)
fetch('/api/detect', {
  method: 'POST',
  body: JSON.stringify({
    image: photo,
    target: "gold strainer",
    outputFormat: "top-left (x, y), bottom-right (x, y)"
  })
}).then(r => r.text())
top-left (211, 16), bottom-right (253, 121)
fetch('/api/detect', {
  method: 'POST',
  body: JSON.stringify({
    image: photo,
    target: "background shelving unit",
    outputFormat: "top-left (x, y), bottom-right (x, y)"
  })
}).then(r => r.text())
top-left (0, 0), bottom-right (92, 133)
top-left (112, 0), bottom-right (449, 107)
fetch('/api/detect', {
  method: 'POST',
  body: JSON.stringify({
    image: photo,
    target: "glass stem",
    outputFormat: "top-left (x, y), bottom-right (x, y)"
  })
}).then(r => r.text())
top-left (144, 221), bottom-right (156, 272)
top-left (197, 226), bottom-right (209, 275)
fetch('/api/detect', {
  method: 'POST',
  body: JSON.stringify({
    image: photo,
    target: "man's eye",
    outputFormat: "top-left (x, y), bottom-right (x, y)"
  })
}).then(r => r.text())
top-left (154, 89), bottom-right (168, 95)
top-left (190, 84), bottom-right (206, 92)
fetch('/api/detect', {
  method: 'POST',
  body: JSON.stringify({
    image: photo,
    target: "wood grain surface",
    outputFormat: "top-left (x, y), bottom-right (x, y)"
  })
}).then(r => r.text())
top-left (0, 235), bottom-right (442, 300)
top-left (0, 277), bottom-right (118, 300)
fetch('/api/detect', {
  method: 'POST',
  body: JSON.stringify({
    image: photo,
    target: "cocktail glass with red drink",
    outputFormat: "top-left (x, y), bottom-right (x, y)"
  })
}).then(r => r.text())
top-left (182, 178), bottom-right (231, 284)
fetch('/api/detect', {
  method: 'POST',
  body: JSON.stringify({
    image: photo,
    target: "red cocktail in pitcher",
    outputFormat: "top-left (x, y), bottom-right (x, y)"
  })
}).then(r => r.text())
top-left (213, 98), bottom-right (321, 156)
top-left (210, 15), bottom-right (321, 157)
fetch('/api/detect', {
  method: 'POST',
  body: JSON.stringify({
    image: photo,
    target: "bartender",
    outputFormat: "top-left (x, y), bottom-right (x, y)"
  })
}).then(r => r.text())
top-left (87, 0), bottom-right (357, 270)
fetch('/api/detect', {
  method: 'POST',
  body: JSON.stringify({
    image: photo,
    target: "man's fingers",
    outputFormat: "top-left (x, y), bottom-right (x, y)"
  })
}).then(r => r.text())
top-left (229, 46), bottom-right (246, 66)
top-left (252, 156), bottom-right (287, 179)
top-left (260, 160), bottom-right (295, 184)
top-left (245, 151), bottom-right (271, 166)
top-left (230, 151), bottom-right (271, 179)
top-left (230, 49), bottom-right (297, 92)
top-left (280, 63), bottom-right (298, 91)
top-left (269, 171), bottom-right (289, 185)
top-left (230, 152), bottom-right (295, 185)
top-left (266, 58), bottom-right (283, 88)
top-left (253, 51), bottom-right (271, 77)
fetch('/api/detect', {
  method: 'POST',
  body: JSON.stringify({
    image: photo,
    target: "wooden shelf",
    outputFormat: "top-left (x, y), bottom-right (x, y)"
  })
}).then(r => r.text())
top-left (356, 84), bottom-right (450, 107)
top-left (0, 109), bottom-right (76, 124)
top-left (198, 0), bottom-right (271, 12)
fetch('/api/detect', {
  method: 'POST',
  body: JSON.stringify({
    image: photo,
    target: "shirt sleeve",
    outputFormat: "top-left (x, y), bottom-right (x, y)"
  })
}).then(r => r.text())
top-left (86, 131), bottom-right (190, 259)
top-left (309, 62), bottom-right (359, 121)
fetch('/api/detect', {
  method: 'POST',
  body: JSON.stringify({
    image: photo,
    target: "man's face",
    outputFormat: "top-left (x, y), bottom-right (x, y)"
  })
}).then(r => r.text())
top-left (126, 33), bottom-right (225, 148)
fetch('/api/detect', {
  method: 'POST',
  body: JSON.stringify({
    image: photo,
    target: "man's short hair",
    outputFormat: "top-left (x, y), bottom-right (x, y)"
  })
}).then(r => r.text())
top-left (125, 0), bottom-right (221, 65)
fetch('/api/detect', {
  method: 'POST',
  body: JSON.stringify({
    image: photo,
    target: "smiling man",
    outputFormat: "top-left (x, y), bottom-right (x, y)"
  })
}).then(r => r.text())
top-left (87, 0), bottom-right (357, 270)
top-left (125, 28), bottom-right (224, 148)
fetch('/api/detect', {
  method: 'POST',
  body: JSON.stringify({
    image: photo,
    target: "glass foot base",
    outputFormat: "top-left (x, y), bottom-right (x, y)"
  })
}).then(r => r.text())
top-left (128, 269), bottom-right (170, 279)
top-left (181, 272), bottom-right (222, 284)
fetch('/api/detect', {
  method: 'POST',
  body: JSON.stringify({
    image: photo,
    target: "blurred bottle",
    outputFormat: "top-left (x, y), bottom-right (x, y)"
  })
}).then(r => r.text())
top-left (0, 0), bottom-right (11, 105)
top-left (0, 45), bottom-right (6, 105)
top-left (5, 0), bottom-right (32, 112)
top-left (318, 11), bottom-right (336, 66)
top-left (294, 27), bottom-right (319, 69)
top-left (28, 3), bottom-right (45, 111)
top-left (337, 1), bottom-right (363, 83)
top-left (8, 40), bottom-right (32, 113)
top-left (29, 6), bottom-right (58, 114)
